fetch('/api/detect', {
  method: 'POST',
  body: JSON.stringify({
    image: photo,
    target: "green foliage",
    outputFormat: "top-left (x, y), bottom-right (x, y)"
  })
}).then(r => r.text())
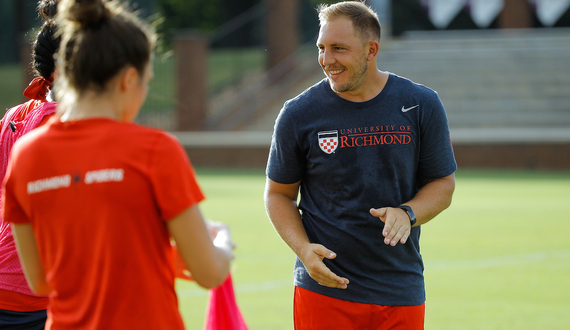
top-left (156, 0), bottom-right (223, 42)
top-left (309, 0), bottom-right (338, 5)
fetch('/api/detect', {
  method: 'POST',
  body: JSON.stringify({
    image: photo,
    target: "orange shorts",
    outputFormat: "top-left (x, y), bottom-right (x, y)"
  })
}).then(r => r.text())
top-left (294, 286), bottom-right (425, 330)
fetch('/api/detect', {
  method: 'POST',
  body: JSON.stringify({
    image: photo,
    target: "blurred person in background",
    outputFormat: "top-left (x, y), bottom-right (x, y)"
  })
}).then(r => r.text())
top-left (264, 1), bottom-right (456, 329)
top-left (3, 0), bottom-right (234, 328)
top-left (0, 1), bottom-right (60, 328)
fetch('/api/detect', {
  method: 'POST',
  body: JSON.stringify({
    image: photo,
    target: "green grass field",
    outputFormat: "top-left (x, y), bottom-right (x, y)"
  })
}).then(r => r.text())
top-left (178, 168), bottom-right (570, 329)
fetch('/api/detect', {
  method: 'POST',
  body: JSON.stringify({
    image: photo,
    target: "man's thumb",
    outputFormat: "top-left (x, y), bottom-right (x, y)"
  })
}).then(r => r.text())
top-left (370, 207), bottom-right (387, 218)
top-left (315, 244), bottom-right (337, 260)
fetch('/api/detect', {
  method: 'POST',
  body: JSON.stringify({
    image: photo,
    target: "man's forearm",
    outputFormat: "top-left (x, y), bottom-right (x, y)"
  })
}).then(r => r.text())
top-left (405, 173), bottom-right (455, 226)
top-left (265, 191), bottom-right (311, 256)
top-left (264, 184), bottom-right (350, 289)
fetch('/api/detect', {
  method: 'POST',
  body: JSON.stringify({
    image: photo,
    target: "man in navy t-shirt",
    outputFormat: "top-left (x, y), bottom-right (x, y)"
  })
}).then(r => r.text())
top-left (264, 2), bottom-right (456, 329)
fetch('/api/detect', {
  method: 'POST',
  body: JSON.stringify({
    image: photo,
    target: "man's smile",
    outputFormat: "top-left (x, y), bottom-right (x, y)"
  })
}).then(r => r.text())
top-left (326, 67), bottom-right (345, 78)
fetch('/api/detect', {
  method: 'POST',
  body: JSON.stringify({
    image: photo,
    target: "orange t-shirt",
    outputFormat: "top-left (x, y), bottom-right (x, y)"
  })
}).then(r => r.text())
top-left (2, 118), bottom-right (205, 329)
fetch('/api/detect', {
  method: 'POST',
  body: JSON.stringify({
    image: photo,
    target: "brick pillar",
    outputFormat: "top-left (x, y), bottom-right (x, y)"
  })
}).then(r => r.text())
top-left (500, 0), bottom-right (533, 29)
top-left (174, 32), bottom-right (208, 131)
top-left (265, 0), bottom-right (299, 70)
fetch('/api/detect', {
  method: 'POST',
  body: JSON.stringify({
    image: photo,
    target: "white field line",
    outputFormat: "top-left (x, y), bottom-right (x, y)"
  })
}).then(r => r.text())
top-left (177, 249), bottom-right (570, 298)
top-left (177, 278), bottom-right (293, 299)
top-left (426, 249), bottom-right (570, 271)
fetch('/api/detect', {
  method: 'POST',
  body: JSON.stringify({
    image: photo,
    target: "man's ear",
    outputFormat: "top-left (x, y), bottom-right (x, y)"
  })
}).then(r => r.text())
top-left (367, 40), bottom-right (380, 61)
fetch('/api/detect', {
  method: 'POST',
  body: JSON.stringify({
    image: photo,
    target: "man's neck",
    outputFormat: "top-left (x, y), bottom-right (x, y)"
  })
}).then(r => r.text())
top-left (334, 70), bottom-right (389, 103)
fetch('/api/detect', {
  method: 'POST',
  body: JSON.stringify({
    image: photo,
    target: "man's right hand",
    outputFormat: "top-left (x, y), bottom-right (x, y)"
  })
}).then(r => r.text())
top-left (299, 244), bottom-right (349, 289)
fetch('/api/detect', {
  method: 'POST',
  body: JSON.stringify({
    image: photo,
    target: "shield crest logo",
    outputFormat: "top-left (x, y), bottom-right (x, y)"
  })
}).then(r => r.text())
top-left (318, 130), bottom-right (338, 154)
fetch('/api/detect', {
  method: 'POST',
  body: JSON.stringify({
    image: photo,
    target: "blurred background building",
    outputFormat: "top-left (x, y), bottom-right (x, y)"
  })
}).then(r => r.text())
top-left (1, 0), bottom-right (569, 169)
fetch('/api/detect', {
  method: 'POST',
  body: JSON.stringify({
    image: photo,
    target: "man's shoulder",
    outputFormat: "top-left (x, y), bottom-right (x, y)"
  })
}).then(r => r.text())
top-left (284, 78), bottom-right (329, 109)
top-left (388, 73), bottom-right (439, 98)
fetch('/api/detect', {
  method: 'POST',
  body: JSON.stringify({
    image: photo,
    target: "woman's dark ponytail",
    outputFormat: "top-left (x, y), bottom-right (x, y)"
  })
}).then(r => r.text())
top-left (32, 0), bottom-right (60, 80)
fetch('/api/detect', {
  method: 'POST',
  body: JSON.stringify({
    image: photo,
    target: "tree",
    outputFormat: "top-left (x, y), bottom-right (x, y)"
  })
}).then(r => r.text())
top-left (156, 0), bottom-right (263, 46)
top-left (156, 0), bottom-right (223, 44)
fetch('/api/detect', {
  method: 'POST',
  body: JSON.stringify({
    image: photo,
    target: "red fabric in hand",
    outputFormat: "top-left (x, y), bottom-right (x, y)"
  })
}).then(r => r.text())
top-left (204, 274), bottom-right (248, 330)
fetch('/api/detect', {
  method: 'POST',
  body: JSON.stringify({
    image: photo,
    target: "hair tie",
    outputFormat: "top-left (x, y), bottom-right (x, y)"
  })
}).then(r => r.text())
top-left (23, 77), bottom-right (52, 101)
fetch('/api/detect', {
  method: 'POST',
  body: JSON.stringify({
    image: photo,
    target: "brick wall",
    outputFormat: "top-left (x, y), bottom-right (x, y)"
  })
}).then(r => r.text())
top-left (182, 143), bottom-right (570, 170)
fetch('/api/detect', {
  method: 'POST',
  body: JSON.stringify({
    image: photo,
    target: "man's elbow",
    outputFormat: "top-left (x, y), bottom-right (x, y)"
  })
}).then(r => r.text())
top-left (443, 175), bottom-right (456, 209)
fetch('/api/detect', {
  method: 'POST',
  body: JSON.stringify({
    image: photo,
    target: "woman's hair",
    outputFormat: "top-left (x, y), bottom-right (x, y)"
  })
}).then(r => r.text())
top-left (317, 1), bottom-right (381, 43)
top-left (56, 0), bottom-right (156, 97)
top-left (33, 0), bottom-right (61, 80)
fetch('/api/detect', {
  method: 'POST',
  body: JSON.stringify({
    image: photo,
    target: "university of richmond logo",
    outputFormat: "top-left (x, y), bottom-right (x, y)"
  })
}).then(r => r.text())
top-left (318, 130), bottom-right (338, 154)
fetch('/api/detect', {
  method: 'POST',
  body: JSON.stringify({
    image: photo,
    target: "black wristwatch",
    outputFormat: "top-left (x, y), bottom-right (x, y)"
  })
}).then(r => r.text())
top-left (397, 205), bottom-right (416, 226)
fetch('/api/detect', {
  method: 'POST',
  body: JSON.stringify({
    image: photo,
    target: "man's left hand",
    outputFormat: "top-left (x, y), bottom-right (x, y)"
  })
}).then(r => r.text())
top-left (369, 207), bottom-right (411, 246)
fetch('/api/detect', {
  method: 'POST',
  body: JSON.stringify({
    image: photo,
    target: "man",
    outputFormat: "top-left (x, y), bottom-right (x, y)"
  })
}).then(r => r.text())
top-left (264, 1), bottom-right (456, 329)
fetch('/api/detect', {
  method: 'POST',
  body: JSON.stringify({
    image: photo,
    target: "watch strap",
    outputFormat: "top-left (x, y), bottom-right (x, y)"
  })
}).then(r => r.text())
top-left (397, 205), bottom-right (416, 226)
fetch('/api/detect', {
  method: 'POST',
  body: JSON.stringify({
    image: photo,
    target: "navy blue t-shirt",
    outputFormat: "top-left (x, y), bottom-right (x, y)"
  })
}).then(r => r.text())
top-left (266, 73), bottom-right (457, 306)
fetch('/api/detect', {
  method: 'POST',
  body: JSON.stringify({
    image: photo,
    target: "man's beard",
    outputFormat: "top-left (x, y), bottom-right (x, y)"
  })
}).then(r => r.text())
top-left (330, 55), bottom-right (368, 94)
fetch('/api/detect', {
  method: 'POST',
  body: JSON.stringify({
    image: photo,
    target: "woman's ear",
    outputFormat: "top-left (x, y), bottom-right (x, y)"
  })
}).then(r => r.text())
top-left (118, 67), bottom-right (140, 92)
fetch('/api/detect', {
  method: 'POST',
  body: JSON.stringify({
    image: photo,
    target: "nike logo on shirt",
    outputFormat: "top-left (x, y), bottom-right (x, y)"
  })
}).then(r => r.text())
top-left (401, 105), bottom-right (419, 112)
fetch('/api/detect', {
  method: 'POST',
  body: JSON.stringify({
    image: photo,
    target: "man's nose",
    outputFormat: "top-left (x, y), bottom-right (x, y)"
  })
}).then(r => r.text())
top-left (320, 48), bottom-right (335, 66)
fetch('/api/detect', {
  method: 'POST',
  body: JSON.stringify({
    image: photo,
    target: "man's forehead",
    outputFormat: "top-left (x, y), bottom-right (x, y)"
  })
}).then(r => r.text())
top-left (320, 17), bottom-right (355, 32)
top-left (317, 18), bottom-right (357, 44)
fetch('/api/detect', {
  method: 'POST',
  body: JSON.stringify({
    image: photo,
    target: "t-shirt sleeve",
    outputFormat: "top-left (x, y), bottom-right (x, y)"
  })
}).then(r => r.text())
top-left (266, 103), bottom-right (306, 184)
top-left (2, 148), bottom-right (30, 224)
top-left (148, 133), bottom-right (205, 221)
top-left (417, 92), bottom-right (457, 179)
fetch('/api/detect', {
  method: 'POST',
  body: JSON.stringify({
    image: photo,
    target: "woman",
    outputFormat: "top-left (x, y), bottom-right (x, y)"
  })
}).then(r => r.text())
top-left (3, 0), bottom-right (233, 329)
top-left (0, 1), bottom-right (59, 328)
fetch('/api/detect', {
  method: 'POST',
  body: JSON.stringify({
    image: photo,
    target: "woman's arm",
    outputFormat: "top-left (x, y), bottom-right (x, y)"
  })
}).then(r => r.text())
top-left (11, 223), bottom-right (51, 295)
top-left (167, 205), bottom-right (233, 289)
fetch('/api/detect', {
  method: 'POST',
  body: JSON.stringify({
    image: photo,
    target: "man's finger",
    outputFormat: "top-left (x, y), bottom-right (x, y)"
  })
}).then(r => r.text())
top-left (369, 207), bottom-right (387, 222)
top-left (384, 219), bottom-right (400, 244)
top-left (314, 267), bottom-right (349, 289)
top-left (312, 257), bottom-right (349, 288)
top-left (396, 224), bottom-right (410, 245)
top-left (305, 244), bottom-right (349, 289)
top-left (386, 223), bottom-right (409, 246)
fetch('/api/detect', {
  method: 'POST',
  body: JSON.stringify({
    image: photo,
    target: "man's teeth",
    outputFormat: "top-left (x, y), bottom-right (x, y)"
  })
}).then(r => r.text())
top-left (329, 69), bottom-right (343, 74)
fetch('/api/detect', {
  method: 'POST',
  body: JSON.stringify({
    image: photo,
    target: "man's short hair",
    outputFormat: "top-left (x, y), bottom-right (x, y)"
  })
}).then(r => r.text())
top-left (317, 1), bottom-right (381, 43)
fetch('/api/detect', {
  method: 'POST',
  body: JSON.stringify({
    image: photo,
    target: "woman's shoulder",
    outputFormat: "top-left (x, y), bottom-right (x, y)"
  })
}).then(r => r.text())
top-left (122, 122), bottom-right (178, 142)
top-left (113, 122), bottom-right (184, 155)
